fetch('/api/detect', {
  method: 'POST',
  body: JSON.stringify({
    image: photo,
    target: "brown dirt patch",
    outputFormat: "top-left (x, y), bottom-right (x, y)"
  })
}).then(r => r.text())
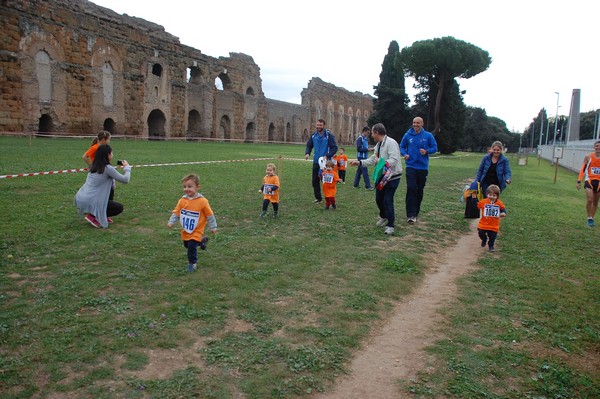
top-left (313, 219), bottom-right (482, 398)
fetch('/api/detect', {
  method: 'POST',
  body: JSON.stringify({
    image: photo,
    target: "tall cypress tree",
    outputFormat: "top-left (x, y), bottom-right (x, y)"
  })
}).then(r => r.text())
top-left (368, 41), bottom-right (411, 141)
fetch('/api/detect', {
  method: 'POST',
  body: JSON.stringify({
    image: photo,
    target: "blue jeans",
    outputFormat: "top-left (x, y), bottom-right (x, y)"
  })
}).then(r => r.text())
top-left (375, 177), bottom-right (400, 227)
top-left (405, 167), bottom-right (428, 218)
top-left (183, 239), bottom-right (200, 264)
top-left (353, 164), bottom-right (372, 188)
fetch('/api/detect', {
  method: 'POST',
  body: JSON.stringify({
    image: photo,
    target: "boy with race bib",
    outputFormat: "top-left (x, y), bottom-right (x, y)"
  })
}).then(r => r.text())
top-left (322, 160), bottom-right (342, 210)
top-left (167, 174), bottom-right (217, 272)
top-left (477, 184), bottom-right (506, 252)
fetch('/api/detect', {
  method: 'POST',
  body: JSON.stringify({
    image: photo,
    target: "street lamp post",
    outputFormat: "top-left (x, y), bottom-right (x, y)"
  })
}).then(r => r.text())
top-left (538, 111), bottom-right (544, 148)
top-left (552, 92), bottom-right (560, 145)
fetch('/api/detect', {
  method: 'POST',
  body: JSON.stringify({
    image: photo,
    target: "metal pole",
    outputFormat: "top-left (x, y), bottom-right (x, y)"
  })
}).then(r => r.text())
top-left (552, 92), bottom-right (559, 165)
top-left (531, 119), bottom-right (535, 149)
top-left (538, 111), bottom-right (544, 148)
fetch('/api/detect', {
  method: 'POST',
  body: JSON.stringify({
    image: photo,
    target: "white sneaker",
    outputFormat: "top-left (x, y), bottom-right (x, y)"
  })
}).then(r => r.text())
top-left (384, 226), bottom-right (394, 235)
top-left (376, 217), bottom-right (388, 227)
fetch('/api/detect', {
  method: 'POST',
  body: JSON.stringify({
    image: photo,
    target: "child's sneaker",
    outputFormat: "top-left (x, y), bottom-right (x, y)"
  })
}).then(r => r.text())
top-left (481, 236), bottom-right (487, 247)
top-left (85, 214), bottom-right (101, 228)
top-left (200, 236), bottom-right (209, 250)
top-left (260, 211), bottom-right (267, 218)
top-left (587, 218), bottom-right (595, 227)
top-left (488, 246), bottom-right (495, 252)
top-left (273, 212), bottom-right (278, 218)
top-left (187, 263), bottom-right (197, 272)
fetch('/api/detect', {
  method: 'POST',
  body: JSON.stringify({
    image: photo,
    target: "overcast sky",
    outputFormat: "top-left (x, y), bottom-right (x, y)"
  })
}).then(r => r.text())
top-left (91, 0), bottom-right (598, 133)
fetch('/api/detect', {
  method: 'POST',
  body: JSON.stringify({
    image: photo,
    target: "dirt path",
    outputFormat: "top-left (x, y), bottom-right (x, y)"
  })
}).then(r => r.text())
top-left (313, 219), bottom-right (482, 399)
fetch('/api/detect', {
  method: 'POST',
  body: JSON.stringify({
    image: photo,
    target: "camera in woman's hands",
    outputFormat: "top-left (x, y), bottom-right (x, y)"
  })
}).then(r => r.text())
top-left (117, 160), bottom-right (124, 166)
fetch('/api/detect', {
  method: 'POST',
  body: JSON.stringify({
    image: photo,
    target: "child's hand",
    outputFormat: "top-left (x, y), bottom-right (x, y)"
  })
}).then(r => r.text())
top-left (167, 223), bottom-right (173, 228)
top-left (210, 229), bottom-right (217, 235)
top-left (258, 189), bottom-right (262, 194)
top-left (500, 213), bottom-right (506, 218)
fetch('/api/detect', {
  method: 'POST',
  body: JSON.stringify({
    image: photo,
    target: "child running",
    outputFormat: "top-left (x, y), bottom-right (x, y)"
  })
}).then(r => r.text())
top-left (322, 160), bottom-right (342, 210)
top-left (477, 184), bottom-right (506, 252)
top-left (82, 130), bottom-right (111, 166)
top-left (258, 163), bottom-right (280, 218)
top-left (336, 147), bottom-right (348, 183)
top-left (167, 174), bottom-right (217, 272)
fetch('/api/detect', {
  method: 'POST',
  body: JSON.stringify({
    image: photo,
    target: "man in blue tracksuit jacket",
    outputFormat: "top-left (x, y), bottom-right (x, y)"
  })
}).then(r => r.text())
top-left (399, 116), bottom-right (438, 223)
top-left (353, 126), bottom-right (373, 189)
top-left (305, 118), bottom-right (338, 203)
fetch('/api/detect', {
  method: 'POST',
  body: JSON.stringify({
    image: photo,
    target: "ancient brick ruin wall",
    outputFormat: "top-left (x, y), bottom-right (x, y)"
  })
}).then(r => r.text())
top-left (0, 0), bottom-right (373, 145)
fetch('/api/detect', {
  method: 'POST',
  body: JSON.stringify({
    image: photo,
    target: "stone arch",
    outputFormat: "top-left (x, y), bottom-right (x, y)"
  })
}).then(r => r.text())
top-left (187, 65), bottom-right (202, 84)
top-left (313, 99), bottom-right (323, 121)
top-left (151, 63), bottom-right (162, 77)
top-left (246, 86), bottom-right (255, 96)
top-left (245, 122), bottom-right (255, 142)
top-left (217, 70), bottom-right (232, 90)
top-left (148, 109), bottom-right (166, 139)
top-left (268, 122), bottom-right (276, 142)
top-left (38, 113), bottom-right (53, 133)
top-left (102, 62), bottom-right (114, 107)
top-left (302, 128), bottom-right (309, 142)
top-left (35, 51), bottom-right (51, 102)
top-left (338, 104), bottom-right (345, 134)
top-left (103, 118), bottom-right (116, 134)
top-left (219, 115), bottom-right (231, 140)
top-left (327, 101), bottom-right (334, 128)
top-left (347, 107), bottom-right (355, 144)
top-left (187, 109), bottom-right (201, 137)
top-left (285, 122), bottom-right (291, 142)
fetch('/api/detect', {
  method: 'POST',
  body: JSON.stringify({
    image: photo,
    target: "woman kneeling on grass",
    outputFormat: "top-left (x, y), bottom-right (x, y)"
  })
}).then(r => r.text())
top-left (74, 144), bottom-right (131, 228)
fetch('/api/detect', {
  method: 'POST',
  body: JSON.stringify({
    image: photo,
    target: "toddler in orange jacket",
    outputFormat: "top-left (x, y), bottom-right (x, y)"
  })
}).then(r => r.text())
top-left (477, 184), bottom-right (506, 252)
top-left (322, 160), bottom-right (342, 210)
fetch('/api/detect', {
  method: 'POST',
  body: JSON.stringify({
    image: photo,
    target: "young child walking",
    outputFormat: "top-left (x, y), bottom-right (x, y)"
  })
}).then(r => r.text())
top-left (336, 147), bottom-right (348, 183)
top-left (167, 174), bottom-right (217, 272)
top-left (259, 163), bottom-right (280, 218)
top-left (477, 184), bottom-right (506, 252)
top-left (322, 160), bottom-right (342, 210)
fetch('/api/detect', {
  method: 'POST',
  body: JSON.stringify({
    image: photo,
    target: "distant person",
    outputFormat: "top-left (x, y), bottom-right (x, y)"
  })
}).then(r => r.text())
top-left (167, 174), bottom-right (217, 272)
top-left (74, 144), bottom-right (131, 228)
top-left (82, 130), bottom-right (117, 201)
top-left (576, 140), bottom-right (600, 227)
top-left (322, 160), bottom-right (342, 210)
top-left (305, 119), bottom-right (338, 204)
top-left (476, 140), bottom-right (512, 196)
top-left (350, 123), bottom-right (402, 235)
top-left (400, 117), bottom-right (438, 223)
top-left (258, 163), bottom-right (280, 218)
top-left (336, 147), bottom-right (348, 183)
top-left (477, 184), bottom-right (507, 252)
top-left (353, 126), bottom-right (373, 190)
top-left (82, 130), bottom-right (111, 166)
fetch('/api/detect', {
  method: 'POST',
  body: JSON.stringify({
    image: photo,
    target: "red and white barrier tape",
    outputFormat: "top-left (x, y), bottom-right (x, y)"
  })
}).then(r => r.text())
top-left (0, 157), bottom-right (283, 179)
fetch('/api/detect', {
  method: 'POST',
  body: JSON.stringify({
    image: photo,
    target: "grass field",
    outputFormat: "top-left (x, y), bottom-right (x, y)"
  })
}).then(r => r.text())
top-left (1, 136), bottom-right (598, 398)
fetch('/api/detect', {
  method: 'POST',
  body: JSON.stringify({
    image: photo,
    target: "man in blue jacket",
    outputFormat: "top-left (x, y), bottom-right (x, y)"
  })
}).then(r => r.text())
top-left (400, 117), bottom-right (438, 223)
top-left (305, 119), bottom-right (338, 204)
top-left (353, 126), bottom-right (374, 190)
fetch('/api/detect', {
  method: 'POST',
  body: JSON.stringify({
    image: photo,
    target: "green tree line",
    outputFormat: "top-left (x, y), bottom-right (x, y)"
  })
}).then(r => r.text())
top-left (368, 36), bottom-right (598, 153)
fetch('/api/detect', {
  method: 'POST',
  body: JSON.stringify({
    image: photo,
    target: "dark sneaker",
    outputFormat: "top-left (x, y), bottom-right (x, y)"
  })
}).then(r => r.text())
top-left (200, 236), bottom-right (209, 250)
top-left (273, 212), bottom-right (278, 218)
top-left (187, 263), bottom-right (197, 272)
top-left (587, 218), bottom-right (595, 227)
top-left (481, 237), bottom-right (487, 247)
top-left (260, 211), bottom-right (267, 218)
top-left (85, 214), bottom-right (101, 228)
top-left (489, 246), bottom-right (495, 252)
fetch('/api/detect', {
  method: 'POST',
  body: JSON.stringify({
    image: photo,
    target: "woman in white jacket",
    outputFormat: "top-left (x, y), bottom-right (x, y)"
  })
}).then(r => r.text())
top-left (350, 123), bottom-right (402, 235)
